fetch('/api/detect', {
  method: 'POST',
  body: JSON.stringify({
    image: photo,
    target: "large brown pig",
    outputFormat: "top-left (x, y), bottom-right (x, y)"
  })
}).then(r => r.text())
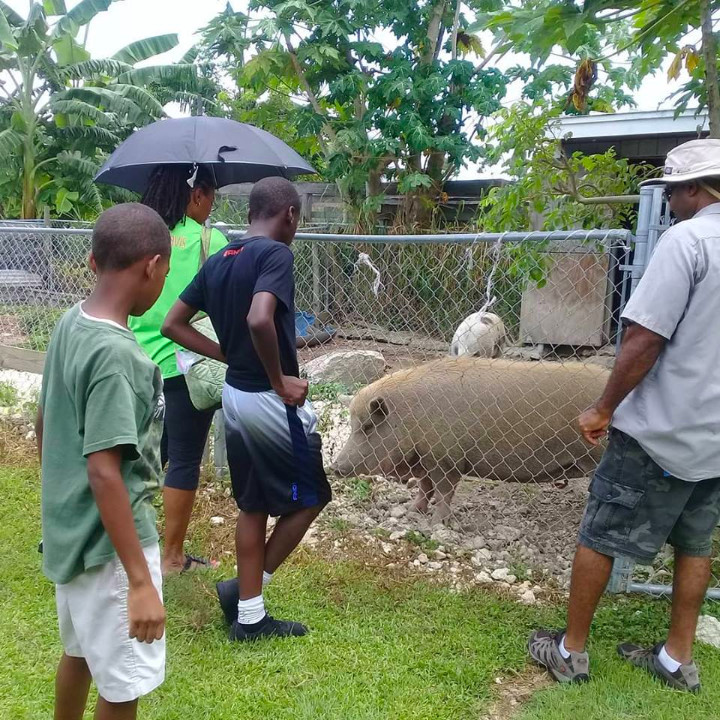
top-left (332, 357), bottom-right (607, 525)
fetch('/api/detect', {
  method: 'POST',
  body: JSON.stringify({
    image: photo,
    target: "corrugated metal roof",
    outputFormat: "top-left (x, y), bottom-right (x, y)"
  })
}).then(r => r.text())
top-left (556, 109), bottom-right (708, 139)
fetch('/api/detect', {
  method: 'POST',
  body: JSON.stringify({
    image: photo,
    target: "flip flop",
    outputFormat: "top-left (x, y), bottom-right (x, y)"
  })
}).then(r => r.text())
top-left (181, 554), bottom-right (218, 573)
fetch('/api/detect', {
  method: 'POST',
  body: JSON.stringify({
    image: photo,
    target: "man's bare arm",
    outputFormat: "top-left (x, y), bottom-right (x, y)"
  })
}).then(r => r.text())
top-left (247, 292), bottom-right (307, 406)
top-left (579, 323), bottom-right (666, 445)
top-left (162, 299), bottom-right (225, 363)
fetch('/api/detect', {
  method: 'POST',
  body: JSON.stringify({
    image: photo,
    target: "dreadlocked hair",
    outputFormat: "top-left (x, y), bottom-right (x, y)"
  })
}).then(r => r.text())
top-left (141, 165), bottom-right (216, 230)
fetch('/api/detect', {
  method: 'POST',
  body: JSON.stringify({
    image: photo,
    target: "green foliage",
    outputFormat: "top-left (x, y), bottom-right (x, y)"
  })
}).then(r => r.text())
top-left (344, 476), bottom-right (372, 503)
top-left (0, 1), bottom-right (201, 219)
top-left (308, 382), bottom-right (354, 402)
top-left (480, 102), bottom-right (653, 233)
top-left (0, 381), bottom-right (18, 407)
top-left (199, 0), bottom-right (511, 227)
top-left (6, 305), bottom-right (65, 352)
top-left (476, 0), bottom-right (716, 120)
top-left (405, 530), bottom-right (440, 553)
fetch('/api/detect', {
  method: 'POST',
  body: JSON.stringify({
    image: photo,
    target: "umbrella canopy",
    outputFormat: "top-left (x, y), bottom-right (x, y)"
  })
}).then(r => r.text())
top-left (95, 116), bottom-right (316, 194)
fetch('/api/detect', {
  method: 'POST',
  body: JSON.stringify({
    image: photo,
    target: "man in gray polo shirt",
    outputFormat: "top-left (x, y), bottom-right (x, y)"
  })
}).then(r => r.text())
top-left (529, 139), bottom-right (720, 692)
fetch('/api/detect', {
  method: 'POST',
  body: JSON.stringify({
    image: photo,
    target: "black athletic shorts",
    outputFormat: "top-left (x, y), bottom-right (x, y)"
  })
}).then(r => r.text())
top-left (222, 384), bottom-right (332, 517)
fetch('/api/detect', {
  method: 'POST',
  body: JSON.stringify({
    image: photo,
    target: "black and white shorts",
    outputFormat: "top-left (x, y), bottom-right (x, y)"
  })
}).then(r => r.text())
top-left (222, 385), bottom-right (332, 516)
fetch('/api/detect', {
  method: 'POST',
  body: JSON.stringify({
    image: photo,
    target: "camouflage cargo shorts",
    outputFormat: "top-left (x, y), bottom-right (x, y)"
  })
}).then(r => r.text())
top-left (578, 429), bottom-right (720, 564)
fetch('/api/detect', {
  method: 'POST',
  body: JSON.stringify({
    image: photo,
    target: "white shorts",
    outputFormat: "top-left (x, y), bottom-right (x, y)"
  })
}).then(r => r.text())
top-left (56, 543), bottom-right (165, 703)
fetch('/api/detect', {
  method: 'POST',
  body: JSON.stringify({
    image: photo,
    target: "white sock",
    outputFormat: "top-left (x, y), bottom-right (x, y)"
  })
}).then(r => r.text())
top-left (237, 595), bottom-right (266, 626)
top-left (263, 571), bottom-right (274, 587)
top-left (658, 644), bottom-right (683, 672)
top-left (558, 635), bottom-right (571, 659)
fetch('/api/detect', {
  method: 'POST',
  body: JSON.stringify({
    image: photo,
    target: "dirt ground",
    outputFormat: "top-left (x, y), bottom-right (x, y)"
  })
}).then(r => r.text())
top-left (298, 335), bottom-right (445, 371)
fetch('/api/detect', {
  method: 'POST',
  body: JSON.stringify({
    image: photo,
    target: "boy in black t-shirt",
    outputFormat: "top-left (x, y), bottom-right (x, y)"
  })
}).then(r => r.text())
top-left (163, 178), bottom-right (331, 641)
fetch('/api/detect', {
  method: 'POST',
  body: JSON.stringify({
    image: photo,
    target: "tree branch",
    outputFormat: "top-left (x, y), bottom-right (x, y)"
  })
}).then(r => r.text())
top-left (422, 0), bottom-right (448, 66)
top-left (282, 30), bottom-right (337, 146)
top-left (700, 0), bottom-right (720, 137)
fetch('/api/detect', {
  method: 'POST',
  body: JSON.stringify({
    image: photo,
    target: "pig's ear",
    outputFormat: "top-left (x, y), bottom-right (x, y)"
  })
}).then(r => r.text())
top-left (369, 397), bottom-right (388, 421)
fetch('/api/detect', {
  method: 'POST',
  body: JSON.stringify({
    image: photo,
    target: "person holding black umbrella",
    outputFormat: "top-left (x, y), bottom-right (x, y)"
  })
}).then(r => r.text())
top-left (95, 117), bottom-right (316, 575)
top-left (129, 164), bottom-right (227, 575)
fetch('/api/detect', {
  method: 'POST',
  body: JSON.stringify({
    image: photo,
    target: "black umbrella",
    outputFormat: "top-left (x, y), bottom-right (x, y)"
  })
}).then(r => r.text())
top-left (95, 116), bottom-right (316, 194)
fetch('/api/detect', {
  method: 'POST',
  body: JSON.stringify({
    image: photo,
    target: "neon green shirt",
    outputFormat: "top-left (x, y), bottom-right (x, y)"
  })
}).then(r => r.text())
top-left (129, 217), bottom-right (228, 379)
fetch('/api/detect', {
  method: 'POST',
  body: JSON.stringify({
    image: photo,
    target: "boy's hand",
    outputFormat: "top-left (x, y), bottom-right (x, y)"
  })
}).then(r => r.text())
top-left (128, 581), bottom-right (165, 643)
top-left (276, 376), bottom-right (308, 406)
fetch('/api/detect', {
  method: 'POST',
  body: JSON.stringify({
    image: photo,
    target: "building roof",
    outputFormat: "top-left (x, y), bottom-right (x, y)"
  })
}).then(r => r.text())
top-left (556, 109), bottom-right (708, 140)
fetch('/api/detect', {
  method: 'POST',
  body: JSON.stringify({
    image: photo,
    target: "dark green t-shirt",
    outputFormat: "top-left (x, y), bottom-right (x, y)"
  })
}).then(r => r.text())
top-left (40, 304), bottom-right (164, 585)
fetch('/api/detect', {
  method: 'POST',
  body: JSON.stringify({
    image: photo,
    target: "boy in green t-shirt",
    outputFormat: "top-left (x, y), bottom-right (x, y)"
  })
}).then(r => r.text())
top-left (38, 203), bottom-right (171, 720)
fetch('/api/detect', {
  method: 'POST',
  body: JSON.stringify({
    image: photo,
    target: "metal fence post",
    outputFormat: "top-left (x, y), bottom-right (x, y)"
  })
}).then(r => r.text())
top-left (630, 186), bottom-right (655, 294)
top-left (311, 242), bottom-right (322, 316)
top-left (607, 557), bottom-right (635, 594)
top-left (645, 185), bottom-right (667, 259)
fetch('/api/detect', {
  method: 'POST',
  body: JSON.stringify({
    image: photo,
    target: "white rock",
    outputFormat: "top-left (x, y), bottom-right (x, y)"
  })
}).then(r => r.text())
top-left (210, 516), bottom-right (225, 526)
top-left (434, 550), bottom-right (448, 560)
top-left (697, 615), bottom-right (720, 648)
top-left (381, 542), bottom-right (393, 555)
top-left (476, 548), bottom-right (493, 562)
top-left (390, 505), bottom-right (406, 519)
top-left (428, 562), bottom-right (443, 570)
top-left (491, 567), bottom-right (511, 581)
top-left (417, 553), bottom-right (429, 564)
top-left (389, 531), bottom-right (405, 541)
top-left (25, 430), bottom-right (36, 442)
top-left (519, 589), bottom-right (536, 605)
top-left (302, 350), bottom-right (387, 387)
top-left (475, 571), bottom-right (492, 584)
top-left (450, 312), bottom-right (505, 359)
top-left (490, 568), bottom-right (518, 584)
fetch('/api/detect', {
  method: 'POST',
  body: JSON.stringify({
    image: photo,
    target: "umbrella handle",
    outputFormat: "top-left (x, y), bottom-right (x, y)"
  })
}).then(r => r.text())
top-left (217, 146), bottom-right (238, 163)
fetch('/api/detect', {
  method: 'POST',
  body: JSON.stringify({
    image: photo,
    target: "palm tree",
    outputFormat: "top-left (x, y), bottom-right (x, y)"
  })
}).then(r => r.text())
top-left (0, 0), bottom-right (200, 218)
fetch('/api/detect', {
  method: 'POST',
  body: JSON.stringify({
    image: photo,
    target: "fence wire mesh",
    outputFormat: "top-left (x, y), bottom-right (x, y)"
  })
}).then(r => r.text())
top-left (0, 221), bottom-right (710, 595)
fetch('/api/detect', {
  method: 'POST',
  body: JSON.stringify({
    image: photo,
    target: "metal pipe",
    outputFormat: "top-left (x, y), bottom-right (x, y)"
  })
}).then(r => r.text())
top-left (0, 227), bottom-right (95, 236)
top-left (628, 582), bottom-right (720, 601)
top-left (0, 226), bottom-right (634, 247)
top-left (575, 194), bottom-right (641, 205)
top-left (230, 229), bottom-right (634, 245)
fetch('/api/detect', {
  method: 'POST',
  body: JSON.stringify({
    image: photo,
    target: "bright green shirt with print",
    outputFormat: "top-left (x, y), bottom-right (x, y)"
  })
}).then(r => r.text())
top-left (129, 217), bottom-right (228, 379)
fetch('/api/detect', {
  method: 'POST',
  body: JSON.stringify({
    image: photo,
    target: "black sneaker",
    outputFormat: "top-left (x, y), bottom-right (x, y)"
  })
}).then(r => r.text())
top-left (617, 642), bottom-right (700, 693)
top-left (229, 614), bottom-right (308, 642)
top-left (216, 579), bottom-right (239, 626)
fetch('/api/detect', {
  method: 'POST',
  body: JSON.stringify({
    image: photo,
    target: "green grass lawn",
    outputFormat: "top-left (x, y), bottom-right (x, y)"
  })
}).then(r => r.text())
top-left (3, 464), bottom-right (720, 720)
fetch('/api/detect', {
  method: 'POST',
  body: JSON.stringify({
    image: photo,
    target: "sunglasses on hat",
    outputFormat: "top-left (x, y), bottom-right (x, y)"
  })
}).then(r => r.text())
top-left (664, 183), bottom-right (690, 200)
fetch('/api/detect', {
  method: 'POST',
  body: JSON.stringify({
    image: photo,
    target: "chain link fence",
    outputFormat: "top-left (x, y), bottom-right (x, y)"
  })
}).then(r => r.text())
top-left (0, 209), bottom-right (715, 595)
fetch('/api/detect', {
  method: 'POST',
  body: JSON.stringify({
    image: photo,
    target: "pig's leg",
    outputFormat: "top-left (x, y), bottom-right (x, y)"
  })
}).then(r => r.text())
top-left (410, 474), bottom-right (434, 514)
top-left (430, 469), bottom-right (461, 526)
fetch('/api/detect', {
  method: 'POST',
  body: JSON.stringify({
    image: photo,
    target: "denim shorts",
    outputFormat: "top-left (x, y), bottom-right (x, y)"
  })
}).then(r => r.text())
top-left (578, 429), bottom-right (720, 564)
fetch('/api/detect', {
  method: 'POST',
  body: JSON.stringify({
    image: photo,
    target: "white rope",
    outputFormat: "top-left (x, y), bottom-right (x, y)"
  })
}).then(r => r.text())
top-left (187, 163), bottom-right (199, 188)
top-left (477, 233), bottom-right (505, 314)
top-left (355, 252), bottom-right (383, 297)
